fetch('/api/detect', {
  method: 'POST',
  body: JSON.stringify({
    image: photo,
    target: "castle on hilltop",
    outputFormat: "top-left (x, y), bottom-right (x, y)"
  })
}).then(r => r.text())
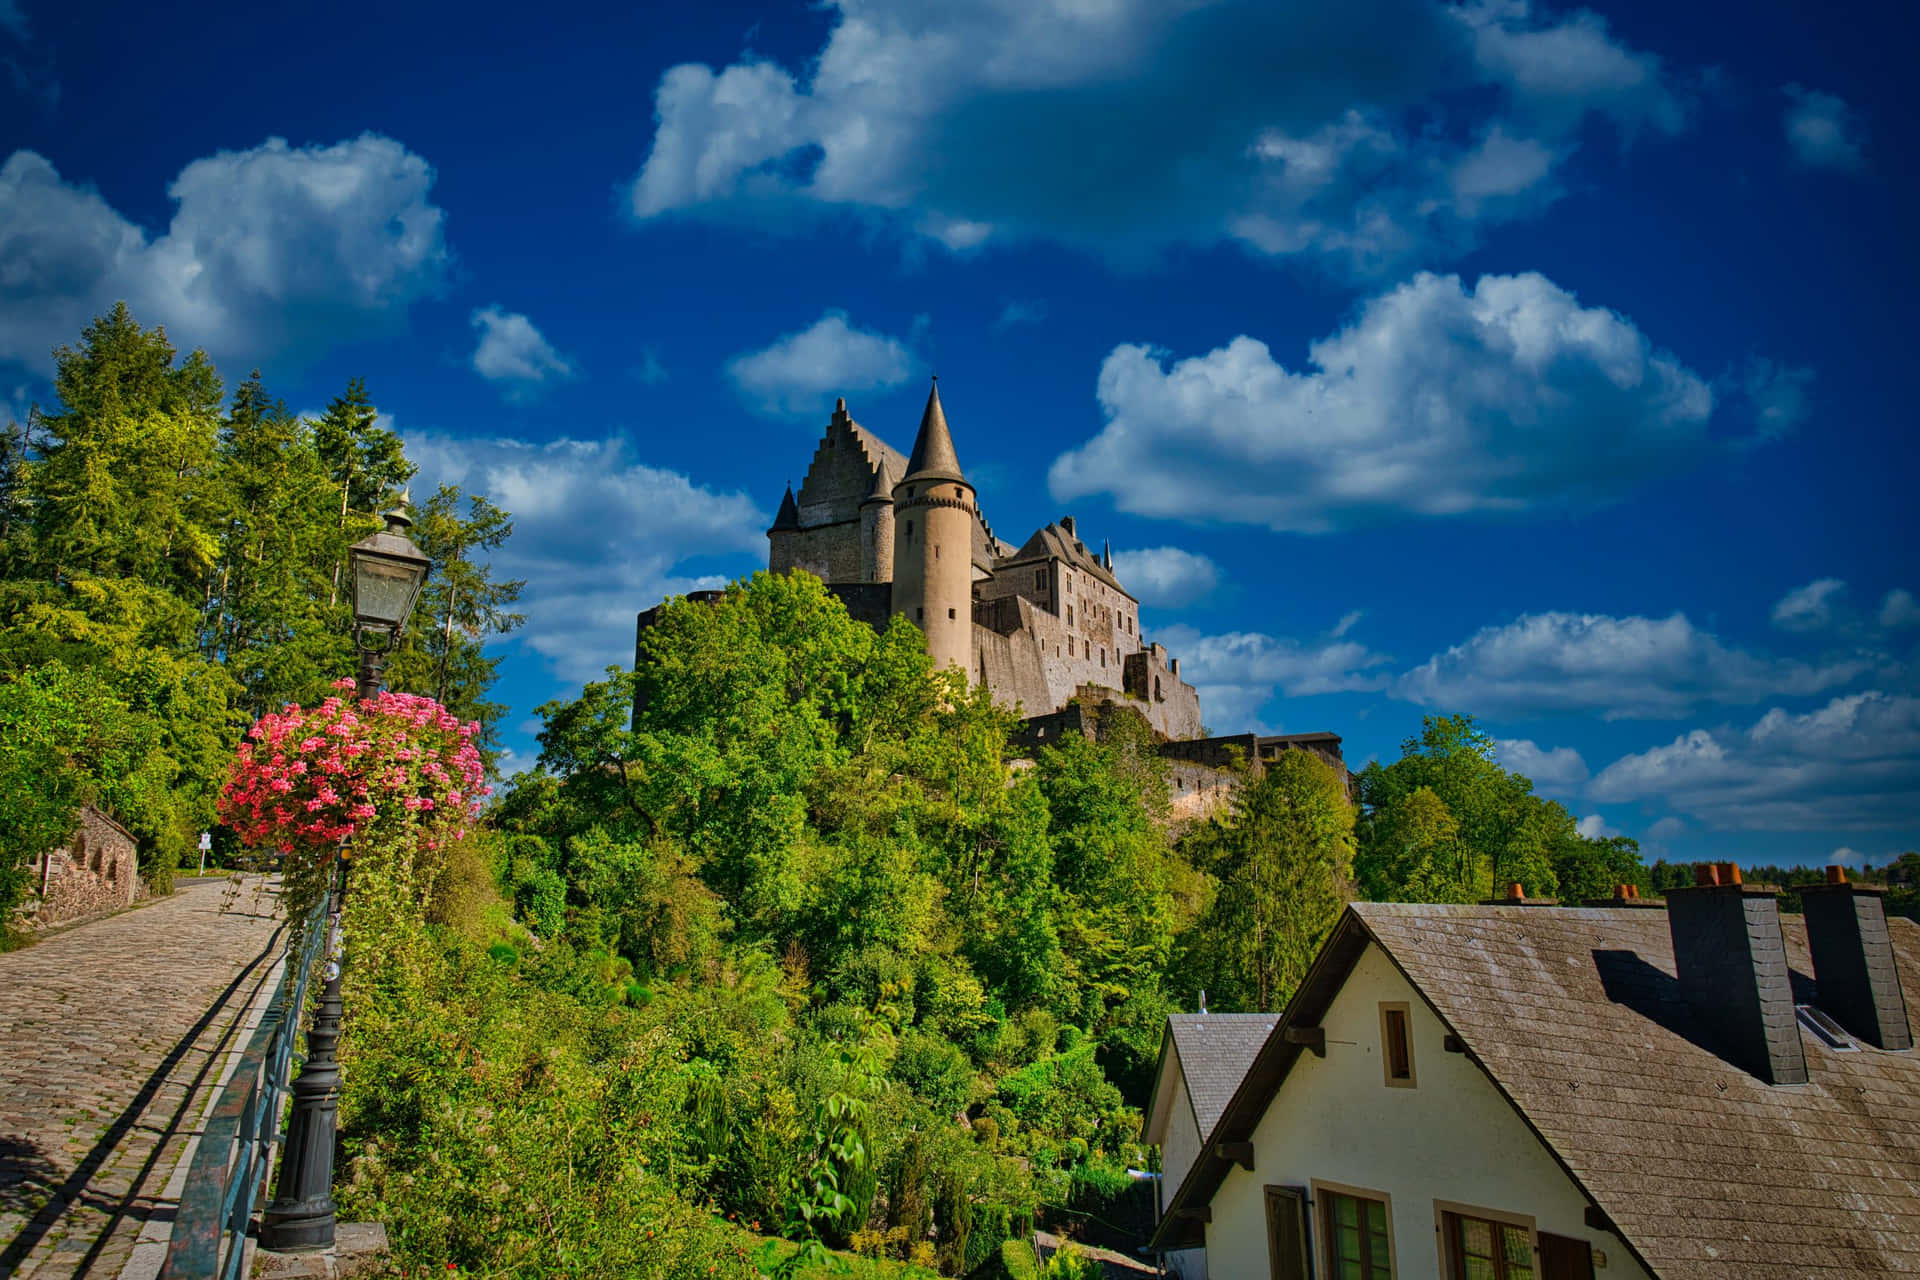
top-left (766, 380), bottom-right (1203, 739)
top-left (636, 378), bottom-right (1351, 814)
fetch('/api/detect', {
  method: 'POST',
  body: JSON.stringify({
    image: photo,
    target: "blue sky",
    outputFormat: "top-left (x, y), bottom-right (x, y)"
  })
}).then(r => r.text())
top-left (4, 0), bottom-right (1915, 869)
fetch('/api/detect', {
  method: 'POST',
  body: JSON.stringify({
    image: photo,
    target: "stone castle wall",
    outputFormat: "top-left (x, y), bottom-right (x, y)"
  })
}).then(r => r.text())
top-left (24, 805), bottom-right (140, 928)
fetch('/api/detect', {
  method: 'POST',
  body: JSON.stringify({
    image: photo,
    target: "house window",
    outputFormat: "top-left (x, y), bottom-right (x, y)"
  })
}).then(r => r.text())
top-left (1381, 1002), bottom-right (1415, 1087)
top-left (1441, 1209), bottom-right (1535, 1280)
top-left (1317, 1184), bottom-right (1394, 1280)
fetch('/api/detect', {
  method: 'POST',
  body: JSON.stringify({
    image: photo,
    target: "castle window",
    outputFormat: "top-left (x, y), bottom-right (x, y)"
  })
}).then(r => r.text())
top-left (934, 544), bottom-right (940, 559)
top-left (1155, 677), bottom-right (1163, 701)
top-left (916, 607), bottom-right (924, 621)
top-left (1100, 648), bottom-right (1106, 667)
top-left (1067, 605), bottom-right (1074, 625)
top-left (905, 521), bottom-right (913, 541)
top-left (1068, 637), bottom-right (1075, 656)
top-left (1034, 570), bottom-right (1045, 589)
top-left (948, 608), bottom-right (956, 620)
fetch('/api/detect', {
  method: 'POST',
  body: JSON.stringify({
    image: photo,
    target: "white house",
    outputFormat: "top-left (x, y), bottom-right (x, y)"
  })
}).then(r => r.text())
top-left (1149, 870), bottom-right (1919, 1279)
top-left (1143, 1013), bottom-right (1276, 1280)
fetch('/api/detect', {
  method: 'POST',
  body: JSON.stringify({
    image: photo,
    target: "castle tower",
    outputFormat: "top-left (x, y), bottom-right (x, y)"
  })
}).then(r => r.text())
top-left (891, 378), bottom-right (975, 675)
top-left (767, 483), bottom-right (800, 570)
top-left (859, 456), bottom-right (896, 583)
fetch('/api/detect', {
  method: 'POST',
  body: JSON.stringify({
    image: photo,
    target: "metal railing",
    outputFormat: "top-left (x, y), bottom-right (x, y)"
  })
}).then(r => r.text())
top-left (162, 896), bottom-right (330, 1279)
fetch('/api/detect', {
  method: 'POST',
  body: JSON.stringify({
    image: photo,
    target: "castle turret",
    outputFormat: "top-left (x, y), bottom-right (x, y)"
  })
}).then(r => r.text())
top-left (891, 378), bottom-right (975, 675)
top-left (768, 483), bottom-right (800, 572)
top-left (859, 457), bottom-right (896, 584)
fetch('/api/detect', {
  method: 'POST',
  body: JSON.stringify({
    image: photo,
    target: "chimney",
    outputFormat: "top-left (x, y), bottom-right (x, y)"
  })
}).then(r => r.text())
top-left (1799, 866), bottom-right (1913, 1050)
top-left (1666, 863), bottom-right (1807, 1084)
top-left (1061, 516), bottom-right (1076, 537)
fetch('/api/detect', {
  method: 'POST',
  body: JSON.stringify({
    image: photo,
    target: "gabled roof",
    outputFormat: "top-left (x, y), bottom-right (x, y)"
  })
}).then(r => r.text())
top-left (1167, 1014), bottom-right (1275, 1138)
top-left (1152, 903), bottom-right (1920, 1278)
top-left (1002, 522), bottom-right (1131, 598)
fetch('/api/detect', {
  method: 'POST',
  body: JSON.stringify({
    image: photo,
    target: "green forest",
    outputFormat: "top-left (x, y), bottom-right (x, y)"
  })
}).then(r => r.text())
top-left (3, 307), bottom-right (1915, 1278)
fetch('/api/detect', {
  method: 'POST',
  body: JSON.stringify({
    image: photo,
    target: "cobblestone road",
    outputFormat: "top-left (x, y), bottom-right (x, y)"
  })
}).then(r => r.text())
top-left (0, 877), bottom-right (288, 1279)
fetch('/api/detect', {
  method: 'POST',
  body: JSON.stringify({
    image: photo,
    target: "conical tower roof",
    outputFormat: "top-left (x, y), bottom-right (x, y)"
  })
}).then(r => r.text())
top-left (862, 456), bottom-right (895, 505)
top-left (770, 484), bottom-right (800, 532)
top-left (902, 378), bottom-right (965, 485)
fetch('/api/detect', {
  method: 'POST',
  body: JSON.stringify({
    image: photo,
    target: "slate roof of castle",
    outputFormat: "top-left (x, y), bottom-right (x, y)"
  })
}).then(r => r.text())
top-left (1167, 1014), bottom-right (1276, 1138)
top-left (903, 380), bottom-right (964, 484)
top-left (1002, 522), bottom-right (1130, 597)
top-left (1153, 902), bottom-right (1920, 1278)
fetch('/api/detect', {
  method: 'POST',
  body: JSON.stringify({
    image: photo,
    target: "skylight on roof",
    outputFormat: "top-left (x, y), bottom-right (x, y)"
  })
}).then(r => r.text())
top-left (1795, 1004), bottom-right (1861, 1052)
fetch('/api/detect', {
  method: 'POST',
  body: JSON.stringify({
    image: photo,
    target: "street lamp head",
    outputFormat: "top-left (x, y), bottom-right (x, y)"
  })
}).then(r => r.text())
top-left (348, 504), bottom-right (431, 639)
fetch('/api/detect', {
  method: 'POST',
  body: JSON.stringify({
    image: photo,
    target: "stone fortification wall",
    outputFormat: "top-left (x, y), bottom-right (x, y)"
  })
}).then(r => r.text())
top-left (770, 520), bottom-right (863, 584)
top-left (1168, 760), bottom-right (1238, 822)
top-left (826, 583), bottom-right (894, 633)
top-left (1122, 643), bottom-right (1203, 740)
top-left (23, 805), bottom-right (139, 928)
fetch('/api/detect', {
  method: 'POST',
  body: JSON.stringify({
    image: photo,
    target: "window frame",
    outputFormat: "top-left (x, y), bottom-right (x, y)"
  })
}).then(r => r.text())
top-left (1311, 1179), bottom-right (1397, 1280)
top-left (1434, 1201), bottom-right (1538, 1280)
top-left (1379, 1001), bottom-right (1416, 1088)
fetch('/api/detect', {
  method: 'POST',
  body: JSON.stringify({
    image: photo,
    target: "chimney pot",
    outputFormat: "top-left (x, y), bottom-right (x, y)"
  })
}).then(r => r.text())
top-left (1825, 864), bottom-right (1848, 885)
top-left (1695, 863), bottom-right (1720, 887)
top-left (1506, 881), bottom-right (1525, 901)
top-left (1717, 861), bottom-right (1743, 886)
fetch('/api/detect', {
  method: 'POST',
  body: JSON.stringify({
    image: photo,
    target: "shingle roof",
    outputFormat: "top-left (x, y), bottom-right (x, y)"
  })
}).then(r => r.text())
top-left (1168, 1014), bottom-right (1276, 1138)
top-left (1155, 902), bottom-right (1920, 1276)
top-left (1356, 903), bottom-right (1920, 1278)
top-left (1002, 522), bottom-right (1130, 598)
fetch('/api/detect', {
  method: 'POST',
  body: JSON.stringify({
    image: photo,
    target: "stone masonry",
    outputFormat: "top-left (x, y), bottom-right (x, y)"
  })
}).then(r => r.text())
top-left (21, 806), bottom-right (141, 931)
top-left (0, 876), bottom-right (286, 1278)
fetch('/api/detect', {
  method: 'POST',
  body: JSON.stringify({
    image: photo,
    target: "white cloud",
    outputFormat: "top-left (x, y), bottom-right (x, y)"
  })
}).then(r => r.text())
top-left (1783, 85), bottom-right (1867, 173)
top-left (1156, 622), bottom-right (1392, 733)
top-left (1331, 610), bottom-right (1365, 638)
top-left (1397, 610), bottom-right (1868, 719)
top-left (1770, 578), bottom-right (1846, 632)
top-left (1050, 271), bottom-right (1723, 532)
top-left (0, 137), bottom-right (448, 374)
top-left (725, 310), bottom-right (916, 418)
top-left (1589, 691), bottom-right (1920, 830)
top-left (624, 0), bottom-right (1689, 273)
top-left (470, 306), bottom-right (578, 397)
top-left (1576, 813), bottom-right (1619, 839)
top-left (1880, 589), bottom-right (1920, 631)
top-left (406, 434), bottom-right (765, 684)
top-left (1495, 738), bottom-right (1589, 790)
top-left (1109, 546), bottom-right (1220, 608)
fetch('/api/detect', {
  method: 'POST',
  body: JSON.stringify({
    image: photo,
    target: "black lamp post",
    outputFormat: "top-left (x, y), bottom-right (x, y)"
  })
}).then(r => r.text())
top-left (261, 505), bottom-right (430, 1253)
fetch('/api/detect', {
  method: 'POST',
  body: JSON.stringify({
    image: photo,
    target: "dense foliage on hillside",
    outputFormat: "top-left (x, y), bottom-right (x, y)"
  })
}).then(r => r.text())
top-left (0, 305), bottom-right (523, 932)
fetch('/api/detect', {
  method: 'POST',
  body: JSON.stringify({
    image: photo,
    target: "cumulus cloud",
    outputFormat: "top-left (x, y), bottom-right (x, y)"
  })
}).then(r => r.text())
top-left (1397, 610), bottom-right (1868, 719)
top-left (625, 0), bottom-right (1690, 272)
top-left (0, 137), bottom-right (448, 375)
top-left (1643, 815), bottom-right (1686, 842)
top-left (1576, 813), bottom-right (1619, 839)
top-left (1495, 737), bottom-right (1589, 790)
top-left (406, 434), bottom-right (765, 684)
top-left (1331, 610), bottom-right (1365, 638)
top-left (1880, 589), bottom-right (1920, 631)
top-left (1155, 622), bottom-right (1392, 732)
top-left (726, 310), bottom-right (916, 418)
top-left (1783, 85), bottom-right (1867, 173)
top-left (1109, 546), bottom-right (1220, 608)
top-left (470, 306), bottom-right (578, 397)
top-left (1770, 578), bottom-right (1846, 632)
top-left (1050, 271), bottom-right (1726, 532)
top-left (1589, 691), bottom-right (1920, 830)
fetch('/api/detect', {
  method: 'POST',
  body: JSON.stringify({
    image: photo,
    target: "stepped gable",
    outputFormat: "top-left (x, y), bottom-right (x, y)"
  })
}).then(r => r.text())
top-left (794, 397), bottom-right (908, 528)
